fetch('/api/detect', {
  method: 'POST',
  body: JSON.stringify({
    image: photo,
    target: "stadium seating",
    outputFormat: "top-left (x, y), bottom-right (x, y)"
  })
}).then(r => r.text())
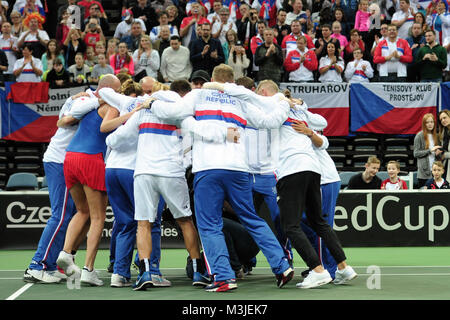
top-left (6, 172), bottom-right (39, 191)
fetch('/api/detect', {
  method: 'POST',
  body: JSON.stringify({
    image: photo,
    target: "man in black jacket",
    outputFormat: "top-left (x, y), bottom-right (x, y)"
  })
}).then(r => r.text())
top-left (255, 28), bottom-right (284, 84)
top-left (189, 22), bottom-right (225, 75)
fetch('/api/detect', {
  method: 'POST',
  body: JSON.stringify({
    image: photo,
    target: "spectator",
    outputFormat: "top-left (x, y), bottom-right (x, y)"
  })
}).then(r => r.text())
top-left (17, 13), bottom-right (49, 59)
top-left (207, 0), bottom-right (225, 25)
top-left (416, 29), bottom-right (447, 81)
top-left (62, 28), bottom-right (87, 68)
top-left (89, 53), bottom-right (114, 83)
top-left (41, 39), bottom-right (65, 73)
top-left (371, 23), bottom-right (388, 57)
top-left (354, 0), bottom-right (371, 46)
top-left (439, 109), bottom-right (450, 181)
top-left (77, 0), bottom-right (107, 19)
top-left (223, 29), bottom-right (238, 64)
top-left (227, 40), bottom-right (250, 80)
top-left (286, 0), bottom-right (308, 26)
top-left (10, 11), bottom-right (25, 38)
top-left (149, 11), bottom-right (179, 44)
top-left (114, 9), bottom-right (147, 40)
top-left (189, 69), bottom-right (210, 89)
top-left (426, 0), bottom-right (450, 45)
top-left (110, 42), bottom-right (135, 75)
top-left (84, 46), bottom-right (96, 68)
top-left (166, 5), bottom-right (184, 32)
top-left (380, 160), bottom-right (408, 190)
top-left (424, 161), bottom-right (450, 189)
top-left (344, 28), bottom-right (365, 63)
top-left (284, 35), bottom-right (318, 82)
top-left (0, 2), bottom-right (7, 25)
top-left (179, 1), bottom-right (209, 48)
top-left (189, 22), bottom-right (225, 75)
top-left (56, 9), bottom-right (71, 47)
top-left (344, 47), bottom-right (373, 82)
top-left (274, 9), bottom-right (291, 45)
top-left (315, 23), bottom-right (341, 60)
top-left (84, 2), bottom-right (110, 34)
top-left (68, 52), bottom-right (91, 84)
top-left (236, 4), bottom-right (258, 51)
top-left (333, 7), bottom-right (351, 39)
top-left (45, 58), bottom-right (71, 88)
top-left (331, 21), bottom-right (349, 58)
top-left (332, 0), bottom-right (358, 25)
top-left (160, 35), bottom-right (192, 82)
top-left (121, 21), bottom-right (144, 52)
top-left (106, 38), bottom-right (119, 61)
top-left (212, 7), bottom-right (238, 46)
top-left (153, 25), bottom-right (171, 57)
top-left (392, 0), bottom-right (415, 39)
top-left (281, 19), bottom-right (315, 56)
top-left (13, 44), bottom-right (43, 82)
top-left (347, 156), bottom-right (382, 190)
top-left (413, 11), bottom-right (428, 35)
top-left (254, 27), bottom-right (284, 84)
top-left (414, 113), bottom-right (442, 188)
top-left (94, 41), bottom-right (106, 59)
top-left (0, 22), bottom-right (19, 75)
top-left (19, 0), bottom-right (46, 19)
top-left (406, 22), bottom-right (426, 82)
top-left (250, 20), bottom-right (268, 57)
top-left (57, 1), bottom-right (85, 25)
top-left (444, 35), bottom-right (450, 81)
top-left (373, 24), bottom-right (413, 82)
top-left (131, 0), bottom-right (158, 32)
top-left (82, 18), bottom-right (106, 52)
top-left (132, 35), bottom-right (159, 80)
top-left (318, 41), bottom-right (345, 82)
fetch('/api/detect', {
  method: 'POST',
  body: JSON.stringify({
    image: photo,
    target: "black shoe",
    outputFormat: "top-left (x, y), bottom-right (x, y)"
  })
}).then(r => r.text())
top-left (301, 268), bottom-right (312, 278)
top-left (275, 267), bottom-right (294, 288)
top-left (107, 262), bottom-right (114, 273)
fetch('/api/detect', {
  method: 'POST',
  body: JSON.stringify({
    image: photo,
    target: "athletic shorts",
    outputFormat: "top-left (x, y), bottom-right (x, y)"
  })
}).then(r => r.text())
top-left (64, 151), bottom-right (106, 191)
top-left (134, 174), bottom-right (191, 222)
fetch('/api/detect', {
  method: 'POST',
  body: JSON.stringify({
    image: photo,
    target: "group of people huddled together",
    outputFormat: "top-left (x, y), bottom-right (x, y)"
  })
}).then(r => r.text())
top-left (1, 0), bottom-right (449, 87)
top-left (22, 62), bottom-right (360, 292)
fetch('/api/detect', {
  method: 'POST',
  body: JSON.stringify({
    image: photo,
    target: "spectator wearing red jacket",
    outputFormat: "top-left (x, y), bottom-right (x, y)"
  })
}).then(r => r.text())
top-left (284, 36), bottom-right (318, 82)
top-left (373, 24), bottom-right (413, 82)
top-left (380, 161), bottom-right (408, 190)
top-left (281, 19), bottom-right (314, 57)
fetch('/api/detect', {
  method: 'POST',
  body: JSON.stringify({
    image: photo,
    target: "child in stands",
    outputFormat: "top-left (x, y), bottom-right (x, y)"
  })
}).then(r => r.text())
top-left (424, 161), bottom-right (450, 189)
top-left (380, 160), bottom-right (407, 190)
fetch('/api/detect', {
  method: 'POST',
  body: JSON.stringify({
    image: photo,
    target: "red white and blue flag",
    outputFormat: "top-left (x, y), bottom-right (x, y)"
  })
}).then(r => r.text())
top-left (350, 83), bottom-right (439, 135)
top-left (1, 84), bottom-right (85, 142)
top-left (280, 83), bottom-right (350, 136)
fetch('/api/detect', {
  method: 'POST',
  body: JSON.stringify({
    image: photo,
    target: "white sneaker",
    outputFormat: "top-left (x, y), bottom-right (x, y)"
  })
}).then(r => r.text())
top-left (333, 266), bottom-right (357, 285)
top-left (81, 268), bottom-right (104, 286)
top-left (23, 268), bottom-right (61, 284)
top-left (47, 270), bottom-right (67, 281)
top-left (56, 251), bottom-right (76, 276)
top-left (151, 274), bottom-right (171, 287)
top-left (296, 270), bottom-right (332, 289)
top-left (110, 273), bottom-right (132, 287)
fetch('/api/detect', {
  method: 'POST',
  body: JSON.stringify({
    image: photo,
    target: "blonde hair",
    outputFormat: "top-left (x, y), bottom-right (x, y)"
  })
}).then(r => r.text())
top-left (256, 80), bottom-right (279, 95)
top-left (212, 64), bottom-right (234, 83)
top-left (387, 160), bottom-right (400, 171)
top-left (120, 79), bottom-right (143, 96)
top-left (139, 35), bottom-right (152, 51)
top-left (366, 156), bottom-right (381, 165)
top-left (152, 81), bottom-right (170, 92)
top-left (433, 161), bottom-right (444, 169)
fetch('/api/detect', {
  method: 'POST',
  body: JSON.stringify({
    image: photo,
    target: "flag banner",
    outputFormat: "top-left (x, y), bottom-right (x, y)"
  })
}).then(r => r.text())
top-left (440, 82), bottom-right (450, 112)
top-left (350, 83), bottom-right (439, 135)
top-left (1, 84), bottom-right (87, 142)
top-left (280, 82), bottom-right (350, 136)
top-left (6, 82), bottom-right (49, 104)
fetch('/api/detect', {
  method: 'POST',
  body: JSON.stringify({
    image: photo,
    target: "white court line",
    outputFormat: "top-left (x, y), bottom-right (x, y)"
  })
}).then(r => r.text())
top-left (6, 283), bottom-right (33, 300)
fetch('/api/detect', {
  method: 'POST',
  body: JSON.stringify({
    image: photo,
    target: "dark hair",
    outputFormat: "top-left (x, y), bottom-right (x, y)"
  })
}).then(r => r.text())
top-left (158, 11), bottom-right (168, 19)
top-left (170, 80), bottom-right (192, 96)
top-left (23, 44), bottom-right (34, 52)
top-left (118, 42), bottom-right (131, 63)
top-left (46, 39), bottom-right (61, 58)
top-left (321, 24), bottom-right (332, 31)
top-left (333, 8), bottom-right (347, 22)
top-left (54, 57), bottom-right (63, 65)
top-left (235, 77), bottom-right (254, 90)
top-left (170, 35), bottom-right (181, 42)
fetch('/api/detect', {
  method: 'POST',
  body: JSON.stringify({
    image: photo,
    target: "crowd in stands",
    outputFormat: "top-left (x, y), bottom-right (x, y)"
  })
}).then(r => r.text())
top-left (0, 0), bottom-right (449, 87)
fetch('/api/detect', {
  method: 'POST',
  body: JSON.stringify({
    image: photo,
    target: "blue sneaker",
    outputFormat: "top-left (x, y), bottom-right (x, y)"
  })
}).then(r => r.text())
top-left (205, 279), bottom-right (237, 292)
top-left (132, 271), bottom-right (152, 291)
top-left (192, 271), bottom-right (212, 287)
